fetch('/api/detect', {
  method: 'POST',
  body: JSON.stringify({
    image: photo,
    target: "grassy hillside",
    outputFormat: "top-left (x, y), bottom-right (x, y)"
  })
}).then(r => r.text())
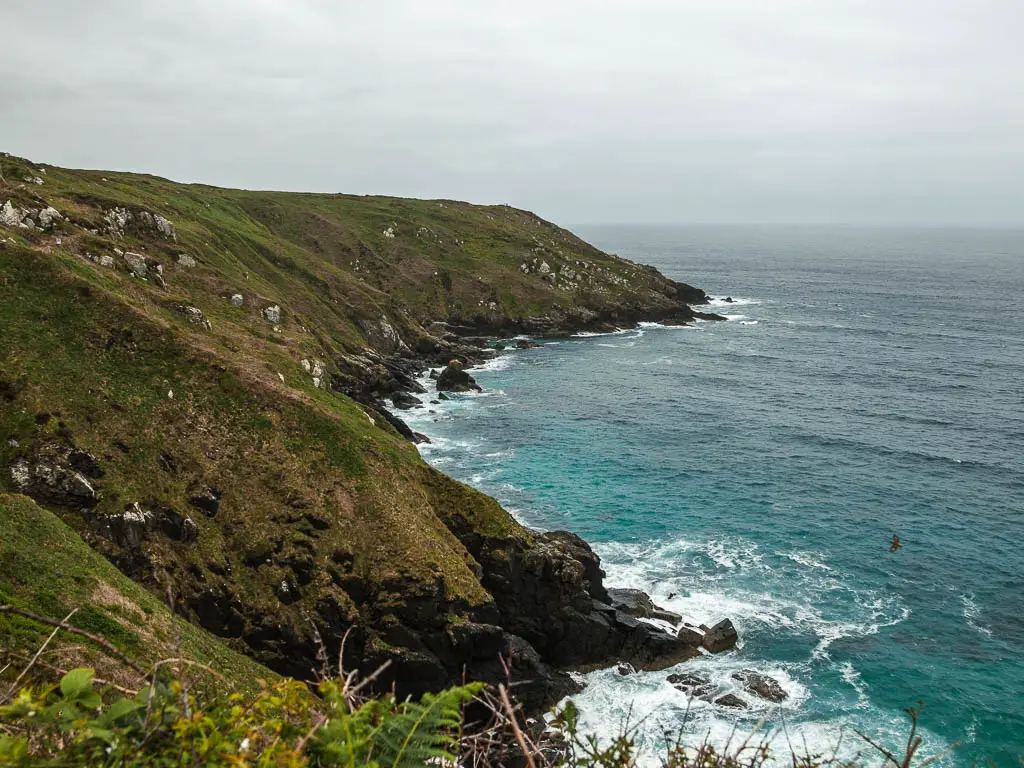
top-left (0, 493), bottom-right (274, 694)
top-left (0, 152), bottom-right (710, 704)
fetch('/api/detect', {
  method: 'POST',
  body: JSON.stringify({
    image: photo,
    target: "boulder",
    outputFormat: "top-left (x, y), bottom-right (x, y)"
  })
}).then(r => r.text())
top-left (391, 391), bottom-right (423, 410)
top-left (263, 305), bottom-right (281, 324)
top-left (230, 293), bottom-right (244, 307)
top-left (702, 618), bottom-right (738, 653)
top-left (515, 340), bottom-right (542, 349)
top-left (123, 252), bottom-right (148, 278)
top-left (715, 693), bottom-right (748, 709)
top-left (436, 360), bottom-right (482, 393)
top-left (677, 625), bottom-right (704, 645)
top-left (732, 670), bottom-right (788, 703)
top-left (177, 253), bottom-right (197, 267)
top-left (616, 663), bottom-right (636, 676)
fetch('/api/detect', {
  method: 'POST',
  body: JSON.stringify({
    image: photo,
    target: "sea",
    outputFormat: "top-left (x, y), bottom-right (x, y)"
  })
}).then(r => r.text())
top-left (403, 225), bottom-right (1024, 767)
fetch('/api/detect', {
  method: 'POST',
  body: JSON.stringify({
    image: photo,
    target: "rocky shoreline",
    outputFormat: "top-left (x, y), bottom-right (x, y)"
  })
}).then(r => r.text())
top-left (334, 308), bottom-right (742, 713)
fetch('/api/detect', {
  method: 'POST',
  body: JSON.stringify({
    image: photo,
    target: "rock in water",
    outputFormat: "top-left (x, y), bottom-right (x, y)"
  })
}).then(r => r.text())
top-left (732, 670), bottom-right (788, 702)
top-left (702, 618), bottom-right (738, 653)
top-left (391, 391), bottom-right (423, 410)
top-left (436, 360), bottom-right (482, 393)
top-left (715, 693), bottom-right (748, 709)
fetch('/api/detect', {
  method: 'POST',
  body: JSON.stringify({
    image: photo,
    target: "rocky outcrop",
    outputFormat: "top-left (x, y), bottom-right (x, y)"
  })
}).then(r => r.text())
top-left (732, 670), bottom-right (788, 702)
top-left (104, 207), bottom-right (177, 241)
top-left (702, 618), bottom-right (738, 653)
top-left (9, 448), bottom-right (100, 509)
top-left (0, 200), bottom-right (62, 231)
top-left (437, 360), bottom-right (482, 393)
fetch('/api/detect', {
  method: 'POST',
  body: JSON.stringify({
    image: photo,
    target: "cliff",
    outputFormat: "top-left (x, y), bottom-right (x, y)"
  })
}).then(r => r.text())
top-left (0, 152), bottom-right (712, 709)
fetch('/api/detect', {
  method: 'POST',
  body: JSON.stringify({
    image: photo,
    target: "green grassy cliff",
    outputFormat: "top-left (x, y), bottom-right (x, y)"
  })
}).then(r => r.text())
top-left (0, 152), bottom-right (710, 706)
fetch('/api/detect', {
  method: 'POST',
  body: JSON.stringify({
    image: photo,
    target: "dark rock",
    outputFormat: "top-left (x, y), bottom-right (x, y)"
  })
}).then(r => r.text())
top-left (702, 618), bottom-right (738, 653)
top-left (188, 485), bottom-right (222, 517)
top-left (607, 588), bottom-right (656, 618)
top-left (724, 297), bottom-right (735, 303)
top-left (515, 340), bottom-right (542, 349)
top-left (436, 360), bottom-right (482, 393)
top-left (677, 625), bottom-right (704, 645)
top-left (156, 506), bottom-right (198, 543)
top-left (667, 672), bottom-right (712, 694)
top-left (732, 670), bottom-right (788, 703)
top-left (616, 662), bottom-right (636, 676)
top-left (437, 392), bottom-right (449, 401)
top-left (66, 448), bottom-right (104, 479)
top-left (391, 391), bottom-right (423, 410)
top-left (428, 369), bottom-right (439, 380)
top-left (715, 693), bottom-right (748, 709)
top-left (651, 608), bottom-right (682, 624)
top-left (412, 432), bottom-right (431, 444)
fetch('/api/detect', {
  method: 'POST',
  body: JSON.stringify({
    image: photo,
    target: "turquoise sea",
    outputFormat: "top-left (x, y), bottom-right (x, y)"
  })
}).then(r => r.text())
top-left (405, 226), bottom-right (1024, 766)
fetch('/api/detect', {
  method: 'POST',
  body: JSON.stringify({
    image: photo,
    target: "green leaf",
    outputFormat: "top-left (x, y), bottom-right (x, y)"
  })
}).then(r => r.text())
top-left (60, 668), bottom-right (95, 700)
top-left (102, 697), bottom-right (144, 723)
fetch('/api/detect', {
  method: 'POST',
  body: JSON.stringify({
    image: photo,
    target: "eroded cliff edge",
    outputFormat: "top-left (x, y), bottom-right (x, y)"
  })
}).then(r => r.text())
top-left (0, 153), bottom-right (717, 709)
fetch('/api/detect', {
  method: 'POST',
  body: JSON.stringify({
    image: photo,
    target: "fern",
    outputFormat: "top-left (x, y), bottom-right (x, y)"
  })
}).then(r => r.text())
top-left (310, 682), bottom-right (483, 768)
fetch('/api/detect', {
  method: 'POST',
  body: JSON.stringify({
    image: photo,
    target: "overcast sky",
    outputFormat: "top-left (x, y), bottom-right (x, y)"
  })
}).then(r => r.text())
top-left (3, 1), bottom-right (1023, 225)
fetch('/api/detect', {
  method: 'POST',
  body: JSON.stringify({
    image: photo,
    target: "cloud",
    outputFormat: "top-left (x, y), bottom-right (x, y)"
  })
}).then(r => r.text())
top-left (2, 0), bottom-right (1022, 224)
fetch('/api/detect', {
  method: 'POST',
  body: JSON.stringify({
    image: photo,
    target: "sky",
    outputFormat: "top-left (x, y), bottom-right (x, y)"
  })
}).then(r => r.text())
top-left (2, 1), bottom-right (1023, 226)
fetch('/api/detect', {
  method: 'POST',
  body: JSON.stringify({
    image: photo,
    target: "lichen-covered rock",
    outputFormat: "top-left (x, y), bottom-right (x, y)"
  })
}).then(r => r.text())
top-left (36, 206), bottom-right (61, 229)
top-left (9, 452), bottom-right (99, 508)
top-left (230, 293), bottom-right (244, 307)
top-left (360, 316), bottom-right (408, 354)
top-left (123, 251), bottom-right (148, 278)
top-left (177, 253), bottom-right (197, 267)
top-left (179, 304), bottom-right (211, 329)
top-left (0, 200), bottom-right (28, 229)
top-left (263, 305), bottom-right (281, 324)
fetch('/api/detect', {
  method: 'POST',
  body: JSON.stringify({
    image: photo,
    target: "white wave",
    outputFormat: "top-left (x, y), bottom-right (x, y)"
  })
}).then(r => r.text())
top-left (778, 551), bottom-right (833, 571)
top-left (573, 328), bottom-right (630, 337)
top-left (597, 343), bottom-right (619, 348)
top-left (558, 661), bottom-right (948, 767)
top-left (838, 662), bottom-right (871, 709)
top-left (961, 594), bottom-right (993, 637)
top-left (471, 354), bottom-right (514, 373)
top-left (720, 314), bottom-right (749, 321)
top-left (707, 297), bottom-right (761, 308)
top-left (740, 320), bottom-right (759, 326)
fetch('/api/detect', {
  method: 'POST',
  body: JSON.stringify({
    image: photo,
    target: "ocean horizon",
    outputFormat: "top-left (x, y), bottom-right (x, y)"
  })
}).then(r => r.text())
top-left (404, 224), bottom-right (1024, 766)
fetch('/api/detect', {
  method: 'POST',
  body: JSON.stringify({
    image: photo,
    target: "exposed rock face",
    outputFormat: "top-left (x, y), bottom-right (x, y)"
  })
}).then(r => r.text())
top-left (104, 207), bottom-right (177, 241)
top-left (10, 455), bottom-right (99, 508)
top-left (607, 588), bottom-right (656, 618)
top-left (361, 316), bottom-right (409, 354)
top-left (732, 670), bottom-right (788, 702)
top-left (180, 305), bottom-right (212, 329)
top-left (702, 618), bottom-right (738, 653)
top-left (123, 252), bottom-right (148, 278)
top-left (437, 360), bottom-right (482, 393)
top-left (0, 200), bottom-right (62, 230)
